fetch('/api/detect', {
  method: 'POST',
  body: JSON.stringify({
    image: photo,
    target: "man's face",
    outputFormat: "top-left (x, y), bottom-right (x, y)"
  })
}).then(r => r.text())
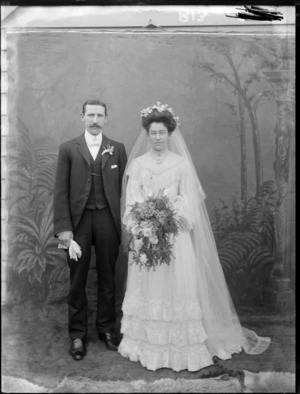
top-left (81, 104), bottom-right (107, 135)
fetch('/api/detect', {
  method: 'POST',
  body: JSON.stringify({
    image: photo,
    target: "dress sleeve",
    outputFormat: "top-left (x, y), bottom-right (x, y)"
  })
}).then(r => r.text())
top-left (174, 160), bottom-right (200, 230)
top-left (122, 159), bottom-right (143, 229)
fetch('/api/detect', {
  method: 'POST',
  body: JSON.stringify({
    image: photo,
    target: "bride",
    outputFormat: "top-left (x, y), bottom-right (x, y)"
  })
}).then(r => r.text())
top-left (118, 102), bottom-right (270, 372)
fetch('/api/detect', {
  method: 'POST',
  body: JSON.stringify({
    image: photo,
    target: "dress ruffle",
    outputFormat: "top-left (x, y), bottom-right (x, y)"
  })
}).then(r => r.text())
top-left (119, 154), bottom-right (270, 372)
top-left (121, 315), bottom-right (207, 347)
top-left (118, 335), bottom-right (213, 372)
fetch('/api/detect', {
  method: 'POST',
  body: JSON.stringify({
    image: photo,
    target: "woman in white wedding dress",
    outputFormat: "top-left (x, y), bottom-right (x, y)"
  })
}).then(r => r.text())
top-left (118, 103), bottom-right (270, 372)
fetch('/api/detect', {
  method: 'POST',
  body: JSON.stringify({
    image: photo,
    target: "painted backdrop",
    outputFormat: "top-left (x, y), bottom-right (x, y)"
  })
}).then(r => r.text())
top-left (6, 31), bottom-right (295, 314)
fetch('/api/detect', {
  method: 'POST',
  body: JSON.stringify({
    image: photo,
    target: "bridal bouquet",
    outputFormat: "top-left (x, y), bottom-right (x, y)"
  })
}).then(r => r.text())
top-left (126, 190), bottom-right (180, 271)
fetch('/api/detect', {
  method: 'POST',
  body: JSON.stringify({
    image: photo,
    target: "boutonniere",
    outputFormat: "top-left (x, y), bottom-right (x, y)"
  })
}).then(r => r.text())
top-left (102, 141), bottom-right (114, 156)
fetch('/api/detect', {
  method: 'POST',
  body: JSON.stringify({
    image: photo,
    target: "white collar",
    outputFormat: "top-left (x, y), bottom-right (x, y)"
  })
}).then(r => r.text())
top-left (85, 130), bottom-right (103, 145)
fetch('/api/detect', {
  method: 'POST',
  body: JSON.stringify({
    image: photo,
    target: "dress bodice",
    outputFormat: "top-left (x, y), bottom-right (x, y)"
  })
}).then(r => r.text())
top-left (123, 151), bottom-right (197, 230)
top-left (126, 151), bottom-right (187, 203)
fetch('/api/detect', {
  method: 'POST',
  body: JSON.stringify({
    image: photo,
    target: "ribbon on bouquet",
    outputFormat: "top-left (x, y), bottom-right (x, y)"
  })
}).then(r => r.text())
top-left (58, 239), bottom-right (82, 261)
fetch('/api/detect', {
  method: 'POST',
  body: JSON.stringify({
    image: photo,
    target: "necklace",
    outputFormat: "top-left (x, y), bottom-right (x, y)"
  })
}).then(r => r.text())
top-left (150, 149), bottom-right (168, 164)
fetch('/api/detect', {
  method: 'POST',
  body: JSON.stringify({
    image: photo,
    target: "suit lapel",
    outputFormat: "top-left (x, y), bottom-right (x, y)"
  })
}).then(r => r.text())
top-left (101, 134), bottom-right (111, 170)
top-left (76, 133), bottom-right (91, 165)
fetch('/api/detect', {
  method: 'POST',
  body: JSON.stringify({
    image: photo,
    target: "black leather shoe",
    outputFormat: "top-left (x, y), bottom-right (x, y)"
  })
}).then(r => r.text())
top-left (98, 332), bottom-right (118, 351)
top-left (70, 338), bottom-right (86, 361)
top-left (114, 332), bottom-right (123, 346)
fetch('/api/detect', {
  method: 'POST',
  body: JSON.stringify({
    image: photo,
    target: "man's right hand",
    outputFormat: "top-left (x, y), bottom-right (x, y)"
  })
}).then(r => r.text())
top-left (58, 231), bottom-right (74, 248)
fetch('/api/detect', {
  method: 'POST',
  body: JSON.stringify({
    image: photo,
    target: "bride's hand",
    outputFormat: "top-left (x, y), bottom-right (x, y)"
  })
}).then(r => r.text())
top-left (177, 214), bottom-right (192, 232)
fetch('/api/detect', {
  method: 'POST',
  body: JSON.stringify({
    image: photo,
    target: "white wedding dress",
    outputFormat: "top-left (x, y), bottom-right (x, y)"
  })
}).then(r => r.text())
top-left (118, 150), bottom-right (270, 372)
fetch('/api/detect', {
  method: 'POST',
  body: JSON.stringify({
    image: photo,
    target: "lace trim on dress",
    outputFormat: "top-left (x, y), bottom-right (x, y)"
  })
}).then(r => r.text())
top-left (118, 335), bottom-right (213, 372)
top-left (140, 169), bottom-right (180, 195)
top-left (134, 152), bottom-right (185, 176)
top-left (122, 295), bottom-right (203, 321)
top-left (121, 315), bottom-right (208, 347)
top-left (120, 322), bottom-right (250, 368)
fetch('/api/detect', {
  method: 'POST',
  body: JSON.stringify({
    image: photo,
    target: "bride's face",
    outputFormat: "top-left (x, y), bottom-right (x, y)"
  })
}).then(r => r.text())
top-left (148, 122), bottom-right (169, 152)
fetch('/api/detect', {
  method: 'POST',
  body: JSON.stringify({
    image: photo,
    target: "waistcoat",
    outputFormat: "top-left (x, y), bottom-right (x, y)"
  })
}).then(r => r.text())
top-left (85, 149), bottom-right (108, 210)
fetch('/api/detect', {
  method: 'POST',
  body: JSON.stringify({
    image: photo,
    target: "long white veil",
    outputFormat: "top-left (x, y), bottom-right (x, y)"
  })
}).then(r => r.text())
top-left (121, 126), bottom-right (270, 358)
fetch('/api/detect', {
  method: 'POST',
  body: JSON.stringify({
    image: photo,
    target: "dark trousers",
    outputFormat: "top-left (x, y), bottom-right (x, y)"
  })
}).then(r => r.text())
top-left (67, 208), bottom-right (119, 341)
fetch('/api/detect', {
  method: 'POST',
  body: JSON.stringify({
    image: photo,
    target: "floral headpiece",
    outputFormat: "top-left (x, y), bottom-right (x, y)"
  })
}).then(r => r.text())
top-left (140, 102), bottom-right (180, 126)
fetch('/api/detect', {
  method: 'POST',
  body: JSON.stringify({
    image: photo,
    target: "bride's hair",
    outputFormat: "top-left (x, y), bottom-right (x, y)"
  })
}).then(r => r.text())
top-left (142, 109), bottom-right (177, 134)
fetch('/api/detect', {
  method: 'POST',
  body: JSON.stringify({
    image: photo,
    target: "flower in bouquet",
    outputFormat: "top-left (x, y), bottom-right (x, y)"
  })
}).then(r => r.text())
top-left (133, 237), bottom-right (143, 252)
top-left (140, 222), bottom-right (153, 237)
top-left (139, 253), bottom-right (148, 265)
top-left (127, 190), bottom-right (180, 271)
top-left (149, 235), bottom-right (158, 245)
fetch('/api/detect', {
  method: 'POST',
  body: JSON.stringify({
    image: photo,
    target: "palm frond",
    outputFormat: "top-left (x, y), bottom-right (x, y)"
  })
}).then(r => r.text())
top-left (261, 211), bottom-right (275, 247)
top-left (217, 231), bottom-right (264, 274)
top-left (33, 166), bottom-right (56, 192)
top-left (218, 250), bottom-right (242, 273)
top-left (28, 265), bottom-right (43, 284)
top-left (248, 247), bottom-right (274, 269)
top-left (219, 231), bottom-right (262, 250)
top-left (257, 180), bottom-right (277, 198)
top-left (11, 215), bottom-right (41, 240)
top-left (243, 206), bottom-right (263, 230)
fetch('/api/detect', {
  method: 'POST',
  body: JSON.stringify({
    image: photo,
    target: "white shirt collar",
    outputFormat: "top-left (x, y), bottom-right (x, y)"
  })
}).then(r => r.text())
top-left (84, 130), bottom-right (103, 145)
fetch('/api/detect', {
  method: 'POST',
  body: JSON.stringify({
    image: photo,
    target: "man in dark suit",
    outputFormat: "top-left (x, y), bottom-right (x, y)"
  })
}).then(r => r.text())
top-left (53, 99), bottom-right (127, 360)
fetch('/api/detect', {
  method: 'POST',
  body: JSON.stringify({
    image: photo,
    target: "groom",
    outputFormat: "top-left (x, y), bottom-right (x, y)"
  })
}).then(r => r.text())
top-left (53, 99), bottom-right (127, 360)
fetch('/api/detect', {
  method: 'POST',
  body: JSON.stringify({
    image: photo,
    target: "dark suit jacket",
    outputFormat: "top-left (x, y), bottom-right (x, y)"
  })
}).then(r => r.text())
top-left (53, 133), bottom-right (127, 241)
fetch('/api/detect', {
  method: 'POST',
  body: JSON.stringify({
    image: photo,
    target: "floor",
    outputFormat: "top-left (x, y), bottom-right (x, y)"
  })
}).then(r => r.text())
top-left (1, 301), bottom-right (296, 393)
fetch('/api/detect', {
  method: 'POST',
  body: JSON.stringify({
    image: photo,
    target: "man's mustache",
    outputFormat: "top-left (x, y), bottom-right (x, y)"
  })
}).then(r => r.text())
top-left (91, 124), bottom-right (101, 128)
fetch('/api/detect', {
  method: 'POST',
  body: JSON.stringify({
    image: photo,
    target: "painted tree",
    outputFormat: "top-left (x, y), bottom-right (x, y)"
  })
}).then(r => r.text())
top-left (239, 75), bottom-right (272, 192)
top-left (202, 34), bottom-right (295, 309)
top-left (196, 41), bottom-right (247, 206)
top-left (260, 39), bottom-right (295, 281)
top-left (196, 36), bottom-right (275, 203)
top-left (240, 36), bottom-right (284, 192)
top-left (195, 35), bottom-right (287, 306)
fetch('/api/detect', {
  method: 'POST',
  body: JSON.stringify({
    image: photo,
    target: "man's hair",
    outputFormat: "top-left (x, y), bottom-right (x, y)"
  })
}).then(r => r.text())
top-left (82, 100), bottom-right (108, 117)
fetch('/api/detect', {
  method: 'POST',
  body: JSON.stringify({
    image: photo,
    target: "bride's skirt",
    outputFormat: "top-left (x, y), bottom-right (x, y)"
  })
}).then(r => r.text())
top-left (118, 231), bottom-right (270, 372)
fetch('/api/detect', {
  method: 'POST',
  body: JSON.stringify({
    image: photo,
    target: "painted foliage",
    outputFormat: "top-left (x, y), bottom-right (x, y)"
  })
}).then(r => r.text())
top-left (6, 32), bottom-right (295, 310)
